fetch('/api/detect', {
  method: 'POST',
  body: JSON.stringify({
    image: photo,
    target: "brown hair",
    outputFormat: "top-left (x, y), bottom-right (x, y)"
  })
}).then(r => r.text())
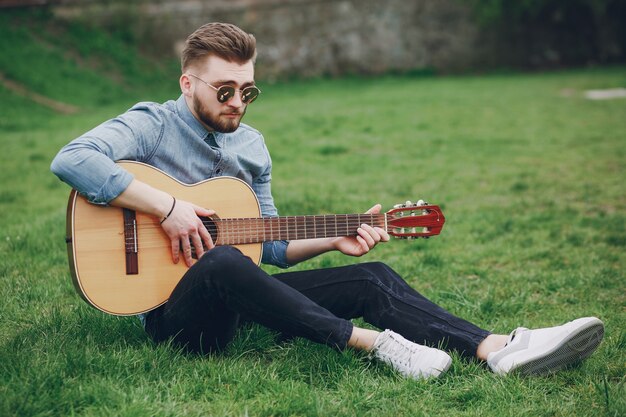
top-left (181, 22), bottom-right (257, 71)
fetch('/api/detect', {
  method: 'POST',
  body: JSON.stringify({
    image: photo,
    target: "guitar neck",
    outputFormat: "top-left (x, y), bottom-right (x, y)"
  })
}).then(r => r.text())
top-left (209, 213), bottom-right (386, 245)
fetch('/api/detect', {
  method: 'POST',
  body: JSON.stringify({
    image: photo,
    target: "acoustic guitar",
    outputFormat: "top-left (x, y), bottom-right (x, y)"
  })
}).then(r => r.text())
top-left (65, 161), bottom-right (446, 316)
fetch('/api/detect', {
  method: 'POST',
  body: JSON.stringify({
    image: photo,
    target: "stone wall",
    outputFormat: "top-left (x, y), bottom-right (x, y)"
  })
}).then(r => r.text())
top-left (51, 0), bottom-right (481, 80)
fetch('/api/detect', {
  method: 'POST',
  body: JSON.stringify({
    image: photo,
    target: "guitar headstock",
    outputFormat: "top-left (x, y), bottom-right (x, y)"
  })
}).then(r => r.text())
top-left (386, 200), bottom-right (445, 239)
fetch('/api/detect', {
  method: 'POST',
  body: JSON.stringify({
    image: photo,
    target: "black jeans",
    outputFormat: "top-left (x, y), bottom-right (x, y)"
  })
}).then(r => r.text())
top-left (145, 246), bottom-right (490, 357)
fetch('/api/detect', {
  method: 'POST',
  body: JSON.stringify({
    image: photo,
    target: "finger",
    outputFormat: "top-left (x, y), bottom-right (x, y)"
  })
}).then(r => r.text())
top-left (193, 204), bottom-right (215, 217)
top-left (191, 232), bottom-right (204, 260)
top-left (374, 226), bottom-right (390, 242)
top-left (181, 237), bottom-right (193, 267)
top-left (365, 204), bottom-right (382, 214)
top-left (360, 223), bottom-right (382, 243)
top-left (356, 235), bottom-right (369, 253)
top-left (358, 226), bottom-right (376, 249)
top-left (199, 224), bottom-right (215, 250)
top-left (171, 239), bottom-right (180, 264)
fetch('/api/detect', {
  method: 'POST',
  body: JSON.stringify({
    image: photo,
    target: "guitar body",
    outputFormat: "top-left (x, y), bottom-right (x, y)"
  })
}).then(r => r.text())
top-left (66, 161), bottom-right (262, 316)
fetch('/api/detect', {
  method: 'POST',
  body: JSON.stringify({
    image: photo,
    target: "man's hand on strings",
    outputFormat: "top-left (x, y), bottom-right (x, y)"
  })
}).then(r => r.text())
top-left (160, 199), bottom-right (215, 267)
top-left (332, 204), bottom-right (390, 257)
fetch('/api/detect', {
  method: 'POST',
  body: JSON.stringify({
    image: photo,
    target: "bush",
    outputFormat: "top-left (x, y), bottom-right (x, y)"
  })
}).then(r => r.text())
top-left (466, 0), bottom-right (626, 68)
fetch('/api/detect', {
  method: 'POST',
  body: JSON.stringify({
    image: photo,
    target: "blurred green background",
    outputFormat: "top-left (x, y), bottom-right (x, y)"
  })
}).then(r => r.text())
top-left (0, 4), bottom-right (625, 417)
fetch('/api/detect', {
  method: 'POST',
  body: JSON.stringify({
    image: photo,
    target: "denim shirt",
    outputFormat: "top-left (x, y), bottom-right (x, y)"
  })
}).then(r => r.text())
top-left (51, 94), bottom-right (290, 269)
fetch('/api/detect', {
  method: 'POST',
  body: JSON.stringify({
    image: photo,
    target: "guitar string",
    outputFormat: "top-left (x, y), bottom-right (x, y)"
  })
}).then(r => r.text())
top-left (121, 213), bottom-right (435, 246)
top-left (123, 221), bottom-right (385, 242)
top-left (122, 227), bottom-right (434, 250)
top-left (128, 215), bottom-right (385, 231)
top-left (127, 214), bottom-right (386, 233)
top-left (122, 215), bottom-right (389, 246)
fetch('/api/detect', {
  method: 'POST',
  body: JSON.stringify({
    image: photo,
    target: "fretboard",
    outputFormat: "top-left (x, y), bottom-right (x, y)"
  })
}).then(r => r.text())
top-left (206, 214), bottom-right (386, 245)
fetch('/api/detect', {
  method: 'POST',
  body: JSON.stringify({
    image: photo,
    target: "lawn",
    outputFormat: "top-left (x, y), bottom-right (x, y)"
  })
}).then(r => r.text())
top-left (0, 11), bottom-right (625, 417)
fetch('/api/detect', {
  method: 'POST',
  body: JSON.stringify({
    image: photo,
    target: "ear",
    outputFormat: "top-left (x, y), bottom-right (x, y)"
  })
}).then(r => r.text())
top-left (180, 73), bottom-right (193, 97)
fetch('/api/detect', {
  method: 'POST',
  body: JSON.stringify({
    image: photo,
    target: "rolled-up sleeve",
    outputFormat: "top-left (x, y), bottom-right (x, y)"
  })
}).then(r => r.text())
top-left (253, 144), bottom-right (290, 268)
top-left (262, 240), bottom-right (290, 269)
top-left (50, 105), bottom-right (160, 204)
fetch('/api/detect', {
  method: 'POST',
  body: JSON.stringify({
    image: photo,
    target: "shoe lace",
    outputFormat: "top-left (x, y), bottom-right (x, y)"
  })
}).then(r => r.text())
top-left (505, 327), bottom-right (528, 347)
top-left (376, 332), bottom-right (424, 367)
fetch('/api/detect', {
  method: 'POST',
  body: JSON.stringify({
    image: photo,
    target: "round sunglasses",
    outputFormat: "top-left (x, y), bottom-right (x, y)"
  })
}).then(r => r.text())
top-left (188, 73), bottom-right (261, 104)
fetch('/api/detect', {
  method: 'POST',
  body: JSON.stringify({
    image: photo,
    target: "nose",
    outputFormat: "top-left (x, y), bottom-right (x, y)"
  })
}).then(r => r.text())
top-left (226, 91), bottom-right (244, 108)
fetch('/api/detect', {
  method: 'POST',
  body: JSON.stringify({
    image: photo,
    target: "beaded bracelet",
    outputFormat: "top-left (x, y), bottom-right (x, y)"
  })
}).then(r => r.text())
top-left (160, 196), bottom-right (176, 224)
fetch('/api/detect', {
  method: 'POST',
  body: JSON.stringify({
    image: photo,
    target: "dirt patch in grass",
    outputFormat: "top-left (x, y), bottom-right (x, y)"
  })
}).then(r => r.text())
top-left (0, 72), bottom-right (79, 114)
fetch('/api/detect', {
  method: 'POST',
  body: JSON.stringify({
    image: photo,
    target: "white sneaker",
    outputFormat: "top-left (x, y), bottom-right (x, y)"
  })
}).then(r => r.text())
top-left (371, 329), bottom-right (452, 379)
top-left (487, 317), bottom-right (604, 376)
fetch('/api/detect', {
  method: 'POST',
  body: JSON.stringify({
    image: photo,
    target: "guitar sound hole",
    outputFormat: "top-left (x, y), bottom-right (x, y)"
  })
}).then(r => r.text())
top-left (189, 216), bottom-right (219, 259)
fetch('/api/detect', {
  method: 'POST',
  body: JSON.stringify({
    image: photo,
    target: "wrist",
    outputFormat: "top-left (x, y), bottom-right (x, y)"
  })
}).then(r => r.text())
top-left (160, 196), bottom-right (176, 224)
top-left (329, 237), bottom-right (343, 252)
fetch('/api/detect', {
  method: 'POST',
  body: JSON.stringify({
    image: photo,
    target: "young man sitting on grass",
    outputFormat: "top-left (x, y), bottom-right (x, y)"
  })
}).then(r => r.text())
top-left (51, 22), bottom-right (604, 380)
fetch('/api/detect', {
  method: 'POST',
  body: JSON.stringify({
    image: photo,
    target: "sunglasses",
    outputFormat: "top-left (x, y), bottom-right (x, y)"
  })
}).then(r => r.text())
top-left (188, 73), bottom-right (261, 104)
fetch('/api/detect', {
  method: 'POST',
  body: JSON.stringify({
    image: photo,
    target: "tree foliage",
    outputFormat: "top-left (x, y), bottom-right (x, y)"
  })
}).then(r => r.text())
top-left (464, 0), bottom-right (626, 67)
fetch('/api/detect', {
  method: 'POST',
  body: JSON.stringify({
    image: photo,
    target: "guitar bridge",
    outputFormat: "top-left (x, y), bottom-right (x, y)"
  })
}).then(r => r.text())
top-left (123, 208), bottom-right (139, 275)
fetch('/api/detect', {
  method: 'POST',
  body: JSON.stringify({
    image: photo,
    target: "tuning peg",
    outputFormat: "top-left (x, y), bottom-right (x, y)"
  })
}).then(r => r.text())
top-left (393, 203), bottom-right (403, 209)
top-left (405, 200), bottom-right (412, 206)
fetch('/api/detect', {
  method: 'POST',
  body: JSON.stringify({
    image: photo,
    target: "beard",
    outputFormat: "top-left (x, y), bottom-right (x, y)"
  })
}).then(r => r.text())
top-left (193, 94), bottom-right (246, 133)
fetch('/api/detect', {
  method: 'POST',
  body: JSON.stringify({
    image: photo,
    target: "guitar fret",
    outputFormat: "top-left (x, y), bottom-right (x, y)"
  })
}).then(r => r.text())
top-left (216, 213), bottom-right (389, 245)
top-left (254, 219), bottom-right (263, 244)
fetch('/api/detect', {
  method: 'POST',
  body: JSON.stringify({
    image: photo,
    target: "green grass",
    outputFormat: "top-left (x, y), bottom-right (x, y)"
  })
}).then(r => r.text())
top-left (1, 12), bottom-right (625, 417)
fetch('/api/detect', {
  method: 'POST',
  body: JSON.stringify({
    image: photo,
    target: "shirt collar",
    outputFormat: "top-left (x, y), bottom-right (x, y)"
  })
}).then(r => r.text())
top-left (176, 94), bottom-right (211, 141)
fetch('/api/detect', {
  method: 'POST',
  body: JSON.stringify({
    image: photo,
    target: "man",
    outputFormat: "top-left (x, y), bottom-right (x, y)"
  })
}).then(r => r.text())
top-left (51, 22), bottom-right (604, 380)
